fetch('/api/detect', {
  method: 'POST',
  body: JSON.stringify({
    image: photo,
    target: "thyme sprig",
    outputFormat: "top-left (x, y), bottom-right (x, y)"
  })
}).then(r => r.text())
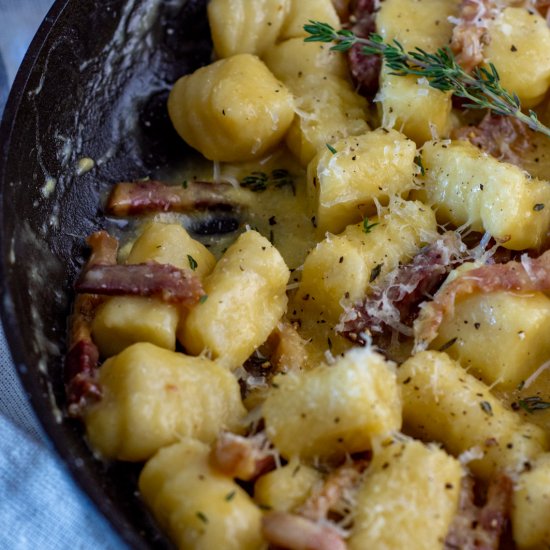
top-left (304, 21), bottom-right (550, 138)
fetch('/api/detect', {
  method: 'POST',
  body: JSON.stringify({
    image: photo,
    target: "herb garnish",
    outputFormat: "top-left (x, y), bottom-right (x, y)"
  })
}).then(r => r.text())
top-left (199, 294), bottom-right (209, 304)
top-left (196, 511), bottom-right (209, 524)
top-left (414, 155), bottom-right (425, 176)
top-left (240, 169), bottom-right (295, 194)
top-left (438, 337), bottom-right (457, 352)
top-left (326, 143), bottom-right (338, 154)
top-left (480, 401), bottom-right (493, 416)
top-left (225, 491), bottom-right (236, 502)
top-left (187, 255), bottom-right (198, 271)
top-left (303, 21), bottom-right (550, 138)
top-left (518, 396), bottom-right (550, 413)
top-left (370, 263), bottom-right (383, 283)
top-left (363, 216), bottom-right (379, 234)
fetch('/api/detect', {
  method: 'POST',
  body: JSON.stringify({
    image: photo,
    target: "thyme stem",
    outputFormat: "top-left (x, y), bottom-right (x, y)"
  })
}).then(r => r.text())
top-left (304, 20), bottom-right (550, 138)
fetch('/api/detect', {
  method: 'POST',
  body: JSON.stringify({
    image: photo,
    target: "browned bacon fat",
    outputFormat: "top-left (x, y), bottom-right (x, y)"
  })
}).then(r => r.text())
top-left (445, 475), bottom-right (513, 550)
top-left (106, 180), bottom-right (242, 216)
top-left (450, 0), bottom-right (497, 72)
top-left (347, 0), bottom-right (381, 96)
top-left (298, 459), bottom-right (369, 523)
top-left (75, 262), bottom-right (204, 305)
top-left (210, 432), bottom-right (275, 481)
top-left (262, 512), bottom-right (347, 550)
top-left (414, 250), bottom-right (550, 350)
top-left (534, 0), bottom-right (550, 22)
top-left (453, 113), bottom-right (535, 166)
top-left (66, 231), bottom-right (118, 415)
top-left (339, 232), bottom-right (468, 346)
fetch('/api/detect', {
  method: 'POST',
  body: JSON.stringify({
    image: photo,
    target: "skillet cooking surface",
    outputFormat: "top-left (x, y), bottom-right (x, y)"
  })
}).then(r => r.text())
top-left (0, 0), bottom-right (212, 546)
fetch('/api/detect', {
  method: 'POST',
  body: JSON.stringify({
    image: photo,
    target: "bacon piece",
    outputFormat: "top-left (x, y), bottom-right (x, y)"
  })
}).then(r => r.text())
top-left (445, 475), bottom-right (513, 550)
top-left (106, 180), bottom-right (242, 216)
top-left (75, 262), bottom-right (203, 305)
top-left (453, 113), bottom-right (535, 166)
top-left (531, 0), bottom-right (550, 22)
top-left (268, 322), bottom-right (308, 373)
top-left (347, 0), bottom-right (382, 96)
top-left (262, 512), bottom-right (347, 550)
top-left (339, 232), bottom-right (468, 346)
top-left (332, 0), bottom-right (351, 21)
top-left (298, 459), bottom-right (369, 522)
top-left (66, 231), bottom-right (118, 415)
top-left (86, 230), bottom-right (119, 265)
top-left (414, 250), bottom-right (550, 350)
top-left (450, 0), bottom-right (497, 72)
top-left (210, 432), bottom-right (275, 481)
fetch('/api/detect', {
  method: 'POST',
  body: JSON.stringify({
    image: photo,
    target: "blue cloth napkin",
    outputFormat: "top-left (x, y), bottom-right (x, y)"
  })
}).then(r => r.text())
top-left (0, 1), bottom-right (127, 547)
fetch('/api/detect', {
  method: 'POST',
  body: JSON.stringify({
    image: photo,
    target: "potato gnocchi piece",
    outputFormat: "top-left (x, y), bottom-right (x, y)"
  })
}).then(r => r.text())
top-left (207, 0), bottom-right (290, 58)
top-left (431, 290), bottom-right (550, 391)
top-left (139, 438), bottom-right (263, 550)
top-left (92, 222), bottom-right (213, 357)
top-left (377, 70), bottom-right (453, 145)
top-left (375, 0), bottom-right (458, 143)
top-left (420, 140), bottom-right (550, 250)
top-left (92, 297), bottom-right (179, 358)
top-left (263, 38), bottom-right (348, 83)
top-left (254, 458), bottom-right (321, 512)
top-left (376, 0), bottom-right (459, 52)
top-left (398, 351), bottom-right (547, 479)
top-left (307, 128), bottom-right (417, 234)
top-left (295, 198), bottom-right (437, 324)
top-left (484, 7), bottom-right (550, 108)
top-left (263, 347), bottom-right (401, 460)
top-left (180, 230), bottom-right (290, 369)
top-left (284, 73), bottom-right (369, 167)
top-left (168, 54), bottom-right (295, 162)
top-left (348, 439), bottom-right (462, 550)
top-left (127, 221), bottom-right (216, 278)
top-left (512, 452), bottom-right (550, 549)
top-left (279, 0), bottom-right (340, 40)
top-left (84, 343), bottom-right (246, 461)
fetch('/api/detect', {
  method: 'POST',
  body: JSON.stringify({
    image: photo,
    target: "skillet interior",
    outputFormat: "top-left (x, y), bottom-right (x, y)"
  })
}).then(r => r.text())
top-left (0, 0), bottom-right (213, 546)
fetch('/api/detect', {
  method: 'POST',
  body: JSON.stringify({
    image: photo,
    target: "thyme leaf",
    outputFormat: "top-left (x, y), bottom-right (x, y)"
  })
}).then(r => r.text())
top-left (187, 255), bottom-right (198, 271)
top-left (518, 396), bottom-right (550, 413)
top-left (303, 20), bottom-right (550, 138)
top-left (240, 169), bottom-right (295, 194)
top-left (363, 216), bottom-right (379, 234)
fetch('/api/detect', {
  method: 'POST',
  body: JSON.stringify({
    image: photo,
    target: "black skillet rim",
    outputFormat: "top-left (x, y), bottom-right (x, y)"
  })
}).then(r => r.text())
top-left (0, 1), bottom-right (150, 547)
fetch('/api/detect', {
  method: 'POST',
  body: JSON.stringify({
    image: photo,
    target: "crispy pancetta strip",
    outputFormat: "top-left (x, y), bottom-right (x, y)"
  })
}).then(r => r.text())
top-left (414, 250), bottom-right (550, 350)
top-left (339, 232), bottom-right (468, 345)
top-left (75, 262), bottom-right (203, 305)
top-left (210, 432), bottom-right (275, 481)
top-left (452, 113), bottom-right (535, 166)
top-left (445, 475), bottom-right (513, 550)
top-left (347, 0), bottom-right (381, 96)
top-left (106, 180), bottom-right (242, 216)
top-left (298, 459), bottom-right (369, 522)
top-left (262, 512), bottom-right (347, 550)
top-left (450, 0), bottom-right (497, 72)
top-left (66, 231), bottom-right (118, 415)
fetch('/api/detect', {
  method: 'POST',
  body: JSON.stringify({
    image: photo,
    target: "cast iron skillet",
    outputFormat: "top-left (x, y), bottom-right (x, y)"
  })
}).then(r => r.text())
top-left (0, 0), bottom-right (214, 546)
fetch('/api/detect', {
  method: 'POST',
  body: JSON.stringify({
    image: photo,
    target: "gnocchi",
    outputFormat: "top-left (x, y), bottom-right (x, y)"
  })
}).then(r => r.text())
top-left (168, 54), bottom-right (294, 162)
top-left (65, 1), bottom-right (550, 548)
